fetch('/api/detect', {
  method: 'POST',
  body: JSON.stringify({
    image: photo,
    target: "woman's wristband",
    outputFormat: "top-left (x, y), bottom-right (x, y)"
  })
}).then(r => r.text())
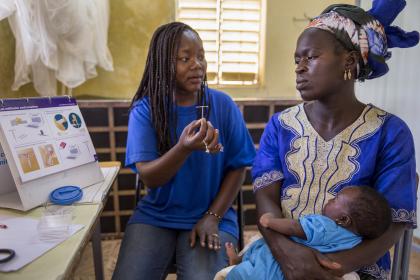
top-left (205, 210), bottom-right (222, 220)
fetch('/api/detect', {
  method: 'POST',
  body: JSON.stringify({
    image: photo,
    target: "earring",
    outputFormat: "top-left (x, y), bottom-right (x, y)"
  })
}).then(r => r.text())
top-left (344, 69), bottom-right (352, 80)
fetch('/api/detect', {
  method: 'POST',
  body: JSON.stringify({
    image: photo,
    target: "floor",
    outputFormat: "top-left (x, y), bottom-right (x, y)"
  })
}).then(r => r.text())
top-left (73, 231), bottom-right (420, 280)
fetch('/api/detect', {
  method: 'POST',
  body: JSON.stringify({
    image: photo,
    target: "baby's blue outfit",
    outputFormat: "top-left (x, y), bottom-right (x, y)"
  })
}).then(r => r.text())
top-left (226, 214), bottom-right (362, 280)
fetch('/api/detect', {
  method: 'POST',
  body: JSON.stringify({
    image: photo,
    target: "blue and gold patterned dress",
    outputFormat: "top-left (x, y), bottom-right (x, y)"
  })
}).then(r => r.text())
top-left (252, 103), bottom-right (417, 279)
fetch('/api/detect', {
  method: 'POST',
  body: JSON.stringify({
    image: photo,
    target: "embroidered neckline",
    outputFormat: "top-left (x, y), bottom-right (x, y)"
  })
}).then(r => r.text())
top-left (300, 103), bottom-right (372, 143)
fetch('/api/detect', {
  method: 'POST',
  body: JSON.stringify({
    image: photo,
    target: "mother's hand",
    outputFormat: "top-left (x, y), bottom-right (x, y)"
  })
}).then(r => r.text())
top-left (189, 214), bottom-right (221, 250)
top-left (273, 238), bottom-right (342, 280)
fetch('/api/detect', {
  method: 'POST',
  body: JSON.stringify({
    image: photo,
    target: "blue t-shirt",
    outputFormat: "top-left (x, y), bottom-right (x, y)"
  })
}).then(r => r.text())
top-left (227, 215), bottom-right (362, 280)
top-left (125, 88), bottom-right (256, 238)
top-left (251, 103), bottom-right (417, 279)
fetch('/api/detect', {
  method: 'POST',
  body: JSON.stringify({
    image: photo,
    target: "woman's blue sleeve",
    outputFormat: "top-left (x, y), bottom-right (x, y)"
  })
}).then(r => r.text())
top-left (374, 116), bottom-right (417, 227)
top-left (251, 114), bottom-right (284, 192)
top-left (125, 101), bottom-right (159, 173)
top-left (223, 99), bottom-right (256, 170)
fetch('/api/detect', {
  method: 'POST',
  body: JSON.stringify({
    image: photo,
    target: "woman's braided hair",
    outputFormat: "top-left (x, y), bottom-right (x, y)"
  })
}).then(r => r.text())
top-left (131, 22), bottom-right (210, 155)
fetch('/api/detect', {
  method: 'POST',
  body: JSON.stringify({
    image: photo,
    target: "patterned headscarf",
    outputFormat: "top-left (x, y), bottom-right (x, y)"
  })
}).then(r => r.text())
top-left (306, 0), bottom-right (419, 80)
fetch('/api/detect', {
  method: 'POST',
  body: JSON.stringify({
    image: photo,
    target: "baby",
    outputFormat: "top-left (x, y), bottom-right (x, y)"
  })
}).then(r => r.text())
top-left (220, 186), bottom-right (392, 280)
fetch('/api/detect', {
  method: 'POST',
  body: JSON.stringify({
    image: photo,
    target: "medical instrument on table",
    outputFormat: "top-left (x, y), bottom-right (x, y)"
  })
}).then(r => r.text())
top-left (37, 186), bottom-right (83, 241)
top-left (0, 222), bottom-right (15, 263)
top-left (0, 249), bottom-right (15, 263)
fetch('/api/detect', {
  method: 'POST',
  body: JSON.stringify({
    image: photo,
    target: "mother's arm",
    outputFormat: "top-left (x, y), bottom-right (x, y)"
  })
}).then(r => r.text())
top-left (326, 222), bottom-right (406, 274)
top-left (255, 182), bottom-right (342, 280)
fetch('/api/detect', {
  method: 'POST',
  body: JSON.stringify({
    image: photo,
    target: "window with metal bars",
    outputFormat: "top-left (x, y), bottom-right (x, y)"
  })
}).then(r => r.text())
top-left (176, 0), bottom-right (265, 86)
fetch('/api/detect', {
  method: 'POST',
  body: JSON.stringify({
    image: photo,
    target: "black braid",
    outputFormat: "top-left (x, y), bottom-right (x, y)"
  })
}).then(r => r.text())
top-left (130, 22), bottom-right (211, 155)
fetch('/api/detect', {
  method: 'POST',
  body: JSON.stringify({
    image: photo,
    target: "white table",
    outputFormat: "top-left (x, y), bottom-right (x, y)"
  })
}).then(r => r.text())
top-left (0, 161), bottom-right (120, 280)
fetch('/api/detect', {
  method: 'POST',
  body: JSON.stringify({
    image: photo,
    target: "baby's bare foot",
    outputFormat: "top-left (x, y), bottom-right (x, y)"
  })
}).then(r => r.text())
top-left (225, 242), bottom-right (241, 266)
top-left (259, 212), bottom-right (275, 228)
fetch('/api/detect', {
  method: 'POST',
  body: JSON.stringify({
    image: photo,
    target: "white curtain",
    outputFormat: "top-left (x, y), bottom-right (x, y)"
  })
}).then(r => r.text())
top-left (0, 0), bottom-right (114, 96)
top-left (357, 0), bottom-right (420, 238)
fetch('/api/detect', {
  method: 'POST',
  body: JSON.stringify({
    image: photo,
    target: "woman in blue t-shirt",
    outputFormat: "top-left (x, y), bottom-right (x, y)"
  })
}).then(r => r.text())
top-left (112, 22), bottom-right (256, 280)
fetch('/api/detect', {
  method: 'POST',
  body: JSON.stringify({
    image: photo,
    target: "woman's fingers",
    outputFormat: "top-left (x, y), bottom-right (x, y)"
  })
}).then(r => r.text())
top-left (214, 234), bottom-right (221, 250)
top-left (315, 252), bottom-right (342, 271)
top-left (259, 212), bottom-right (275, 228)
top-left (203, 121), bottom-right (215, 147)
top-left (204, 121), bottom-right (223, 154)
top-left (195, 118), bottom-right (207, 139)
top-left (199, 230), bottom-right (207, 247)
top-left (206, 232), bottom-right (221, 250)
top-left (213, 233), bottom-right (221, 250)
top-left (206, 233), bottom-right (214, 249)
top-left (189, 228), bottom-right (197, 247)
top-left (206, 129), bottom-right (220, 153)
top-left (184, 119), bottom-right (223, 153)
top-left (186, 119), bottom-right (201, 134)
top-left (188, 118), bottom-right (207, 144)
top-left (190, 228), bottom-right (221, 250)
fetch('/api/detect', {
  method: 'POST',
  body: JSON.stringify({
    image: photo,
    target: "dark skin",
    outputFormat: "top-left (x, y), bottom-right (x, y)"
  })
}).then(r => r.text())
top-left (259, 188), bottom-right (361, 240)
top-left (295, 28), bottom-right (365, 141)
top-left (256, 28), bottom-right (406, 280)
top-left (224, 187), bottom-right (360, 266)
top-left (136, 30), bottom-right (245, 251)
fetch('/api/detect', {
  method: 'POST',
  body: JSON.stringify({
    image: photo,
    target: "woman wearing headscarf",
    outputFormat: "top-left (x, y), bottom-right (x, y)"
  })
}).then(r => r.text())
top-left (252, 0), bottom-right (418, 279)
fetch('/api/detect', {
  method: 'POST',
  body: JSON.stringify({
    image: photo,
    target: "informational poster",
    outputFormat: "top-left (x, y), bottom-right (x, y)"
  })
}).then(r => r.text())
top-left (0, 145), bottom-right (15, 196)
top-left (0, 97), bottom-right (104, 211)
top-left (0, 98), bottom-right (97, 183)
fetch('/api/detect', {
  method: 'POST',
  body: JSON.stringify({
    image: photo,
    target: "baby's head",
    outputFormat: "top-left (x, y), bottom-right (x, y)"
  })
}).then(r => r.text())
top-left (323, 186), bottom-right (392, 239)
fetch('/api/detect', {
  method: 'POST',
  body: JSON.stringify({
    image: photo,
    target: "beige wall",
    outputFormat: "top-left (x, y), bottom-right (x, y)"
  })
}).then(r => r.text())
top-left (228, 0), bottom-right (354, 99)
top-left (0, 0), bottom-right (353, 100)
top-left (0, 0), bottom-right (174, 99)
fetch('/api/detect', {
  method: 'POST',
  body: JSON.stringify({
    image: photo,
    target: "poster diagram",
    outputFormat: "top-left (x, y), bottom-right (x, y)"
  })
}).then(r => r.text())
top-left (10, 117), bottom-right (27, 126)
top-left (7, 113), bottom-right (50, 146)
top-left (69, 113), bottom-right (82, 128)
top-left (66, 144), bottom-right (81, 159)
top-left (54, 114), bottom-right (69, 131)
top-left (27, 115), bottom-right (42, 128)
top-left (17, 147), bottom-right (40, 174)
top-left (38, 144), bottom-right (59, 168)
top-left (0, 98), bottom-right (97, 182)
